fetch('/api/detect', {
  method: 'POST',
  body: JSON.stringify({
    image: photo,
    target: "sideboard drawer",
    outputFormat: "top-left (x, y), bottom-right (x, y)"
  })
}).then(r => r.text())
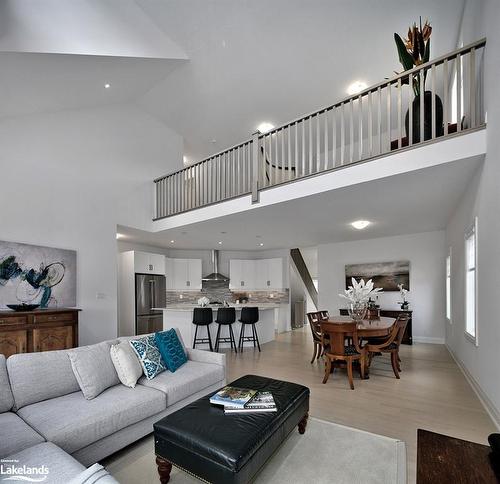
top-left (33, 312), bottom-right (75, 324)
top-left (0, 315), bottom-right (29, 325)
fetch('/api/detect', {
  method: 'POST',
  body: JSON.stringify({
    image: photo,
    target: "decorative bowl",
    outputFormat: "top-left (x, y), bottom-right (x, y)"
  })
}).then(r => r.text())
top-left (6, 304), bottom-right (40, 312)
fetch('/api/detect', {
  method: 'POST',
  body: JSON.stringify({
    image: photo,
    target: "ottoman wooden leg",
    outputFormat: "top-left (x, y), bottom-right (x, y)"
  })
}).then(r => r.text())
top-left (298, 412), bottom-right (308, 434)
top-left (156, 455), bottom-right (172, 483)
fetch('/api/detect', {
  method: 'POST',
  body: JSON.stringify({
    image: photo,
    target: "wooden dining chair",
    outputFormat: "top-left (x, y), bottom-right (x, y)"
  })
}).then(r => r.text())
top-left (364, 314), bottom-right (409, 379)
top-left (306, 312), bottom-right (323, 364)
top-left (320, 321), bottom-right (366, 390)
top-left (319, 310), bottom-right (330, 321)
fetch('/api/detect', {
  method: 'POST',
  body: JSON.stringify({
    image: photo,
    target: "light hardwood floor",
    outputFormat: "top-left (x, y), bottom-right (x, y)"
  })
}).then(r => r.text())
top-left (224, 327), bottom-right (496, 483)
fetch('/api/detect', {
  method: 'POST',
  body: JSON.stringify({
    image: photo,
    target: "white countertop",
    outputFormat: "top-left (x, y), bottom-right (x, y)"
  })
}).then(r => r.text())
top-left (153, 303), bottom-right (285, 312)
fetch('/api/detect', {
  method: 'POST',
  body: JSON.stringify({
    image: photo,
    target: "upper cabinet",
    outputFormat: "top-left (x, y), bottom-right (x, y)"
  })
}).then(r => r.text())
top-left (165, 258), bottom-right (202, 291)
top-left (133, 251), bottom-right (166, 275)
top-left (230, 258), bottom-right (284, 290)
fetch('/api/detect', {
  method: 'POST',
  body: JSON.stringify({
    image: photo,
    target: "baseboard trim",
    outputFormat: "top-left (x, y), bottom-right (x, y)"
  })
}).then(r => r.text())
top-left (446, 344), bottom-right (500, 431)
top-left (413, 336), bottom-right (445, 344)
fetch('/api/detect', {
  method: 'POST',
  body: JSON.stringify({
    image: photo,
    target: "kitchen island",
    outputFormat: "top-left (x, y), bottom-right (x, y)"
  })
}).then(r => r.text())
top-left (153, 304), bottom-right (284, 349)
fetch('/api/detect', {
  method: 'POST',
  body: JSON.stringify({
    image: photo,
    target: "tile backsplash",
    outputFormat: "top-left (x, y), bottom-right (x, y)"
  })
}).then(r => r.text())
top-left (166, 280), bottom-right (289, 305)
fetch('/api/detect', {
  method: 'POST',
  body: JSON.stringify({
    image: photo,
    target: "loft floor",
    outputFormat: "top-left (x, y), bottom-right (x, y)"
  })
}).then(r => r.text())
top-left (225, 327), bottom-right (496, 483)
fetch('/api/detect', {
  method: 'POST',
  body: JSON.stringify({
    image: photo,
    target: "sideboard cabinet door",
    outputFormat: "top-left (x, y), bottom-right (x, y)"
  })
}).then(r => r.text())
top-left (0, 330), bottom-right (27, 358)
top-left (33, 326), bottom-right (74, 352)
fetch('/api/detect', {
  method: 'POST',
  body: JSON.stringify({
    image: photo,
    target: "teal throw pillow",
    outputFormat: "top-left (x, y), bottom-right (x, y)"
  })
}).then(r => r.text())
top-left (129, 335), bottom-right (166, 380)
top-left (155, 329), bottom-right (187, 373)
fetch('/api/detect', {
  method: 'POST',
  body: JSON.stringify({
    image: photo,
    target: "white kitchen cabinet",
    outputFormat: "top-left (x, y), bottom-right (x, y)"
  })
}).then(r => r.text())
top-left (133, 251), bottom-right (165, 275)
top-left (166, 258), bottom-right (202, 291)
top-left (230, 258), bottom-right (284, 290)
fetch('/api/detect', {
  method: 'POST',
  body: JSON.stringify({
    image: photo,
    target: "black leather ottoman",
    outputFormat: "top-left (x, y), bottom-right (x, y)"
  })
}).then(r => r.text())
top-left (154, 374), bottom-right (310, 484)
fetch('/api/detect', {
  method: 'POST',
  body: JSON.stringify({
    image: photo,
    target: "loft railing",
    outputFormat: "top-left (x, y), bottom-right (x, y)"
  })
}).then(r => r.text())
top-left (154, 39), bottom-right (486, 220)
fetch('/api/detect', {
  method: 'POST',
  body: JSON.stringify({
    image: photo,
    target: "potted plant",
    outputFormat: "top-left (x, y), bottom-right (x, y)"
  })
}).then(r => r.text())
top-left (397, 283), bottom-right (410, 310)
top-left (394, 18), bottom-right (444, 143)
top-left (339, 278), bottom-right (383, 322)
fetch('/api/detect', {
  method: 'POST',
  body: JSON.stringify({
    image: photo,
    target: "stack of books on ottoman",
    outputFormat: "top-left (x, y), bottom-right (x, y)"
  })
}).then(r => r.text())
top-left (210, 386), bottom-right (277, 413)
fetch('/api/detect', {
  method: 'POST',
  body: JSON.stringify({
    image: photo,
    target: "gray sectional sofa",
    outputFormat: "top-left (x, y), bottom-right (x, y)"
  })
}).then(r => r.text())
top-left (0, 330), bottom-right (226, 483)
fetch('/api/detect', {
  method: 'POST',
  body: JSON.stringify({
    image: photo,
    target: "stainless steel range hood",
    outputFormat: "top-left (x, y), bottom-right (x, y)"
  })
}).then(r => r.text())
top-left (202, 250), bottom-right (229, 282)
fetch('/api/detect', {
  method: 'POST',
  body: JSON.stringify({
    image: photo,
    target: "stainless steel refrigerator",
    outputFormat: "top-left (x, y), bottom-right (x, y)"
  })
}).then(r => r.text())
top-left (135, 274), bottom-right (166, 335)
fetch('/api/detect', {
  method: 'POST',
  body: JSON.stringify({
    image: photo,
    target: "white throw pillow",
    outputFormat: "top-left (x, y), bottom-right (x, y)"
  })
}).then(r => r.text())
top-left (110, 341), bottom-right (143, 388)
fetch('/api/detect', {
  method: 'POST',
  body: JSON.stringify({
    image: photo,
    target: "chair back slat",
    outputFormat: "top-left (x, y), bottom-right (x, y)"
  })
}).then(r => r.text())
top-left (395, 314), bottom-right (410, 346)
top-left (320, 321), bottom-right (361, 355)
top-left (306, 312), bottom-right (322, 341)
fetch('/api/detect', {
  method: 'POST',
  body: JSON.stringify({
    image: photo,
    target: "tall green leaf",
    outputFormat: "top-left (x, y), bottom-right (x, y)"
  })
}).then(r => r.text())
top-left (394, 33), bottom-right (414, 71)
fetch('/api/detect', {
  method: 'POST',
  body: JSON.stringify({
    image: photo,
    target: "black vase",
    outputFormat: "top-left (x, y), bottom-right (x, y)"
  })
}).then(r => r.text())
top-left (405, 91), bottom-right (444, 144)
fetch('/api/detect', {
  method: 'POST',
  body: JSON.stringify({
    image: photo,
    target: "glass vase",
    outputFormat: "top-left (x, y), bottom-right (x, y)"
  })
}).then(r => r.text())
top-left (348, 302), bottom-right (367, 322)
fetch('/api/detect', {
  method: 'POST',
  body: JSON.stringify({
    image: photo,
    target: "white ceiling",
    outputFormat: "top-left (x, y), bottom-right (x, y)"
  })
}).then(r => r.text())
top-left (0, 0), bottom-right (469, 161)
top-left (136, 0), bottom-right (468, 161)
top-left (117, 155), bottom-right (483, 250)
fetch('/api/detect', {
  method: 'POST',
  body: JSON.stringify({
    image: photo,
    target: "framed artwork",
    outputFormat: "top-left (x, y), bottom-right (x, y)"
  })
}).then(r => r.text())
top-left (345, 261), bottom-right (410, 292)
top-left (0, 240), bottom-right (76, 308)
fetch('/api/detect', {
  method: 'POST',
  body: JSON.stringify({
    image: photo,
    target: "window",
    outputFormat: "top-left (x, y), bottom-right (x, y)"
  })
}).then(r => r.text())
top-left (465, 219), bottom-right (478, 343)
top-left (446, 249), bottom-right (451, 322)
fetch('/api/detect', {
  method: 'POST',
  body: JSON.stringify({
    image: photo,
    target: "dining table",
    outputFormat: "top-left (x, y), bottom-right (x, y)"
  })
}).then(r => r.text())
top-left (323, 315), bottom-right (396, 378)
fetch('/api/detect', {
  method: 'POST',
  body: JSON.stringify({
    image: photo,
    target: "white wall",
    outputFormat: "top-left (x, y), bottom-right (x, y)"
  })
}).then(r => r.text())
top-left (0, 104), bottom-right (183, 345)
top-left (444, 0), bottom-right (500, 428)
top-left (318, 231), bottom-right (446, 343)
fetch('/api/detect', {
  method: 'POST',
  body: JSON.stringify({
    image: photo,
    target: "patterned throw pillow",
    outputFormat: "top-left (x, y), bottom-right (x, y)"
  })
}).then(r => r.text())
top-left (155, 329), bottom-right (188, 373)
top-left (129, 335), bottom-right (166, 380)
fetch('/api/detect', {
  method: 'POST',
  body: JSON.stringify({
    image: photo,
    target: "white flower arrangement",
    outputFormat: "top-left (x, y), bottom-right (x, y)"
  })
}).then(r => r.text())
top-left (397, 283), bottom-right (408, 303)
top-left (339, 278), bottom-right (383, 304)
top-left (197, 296), bottom-right (210, 307)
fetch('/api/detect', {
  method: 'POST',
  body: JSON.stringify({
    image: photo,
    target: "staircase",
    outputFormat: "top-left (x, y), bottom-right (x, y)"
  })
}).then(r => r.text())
top-left (290, 248), bottom-right (318, 309)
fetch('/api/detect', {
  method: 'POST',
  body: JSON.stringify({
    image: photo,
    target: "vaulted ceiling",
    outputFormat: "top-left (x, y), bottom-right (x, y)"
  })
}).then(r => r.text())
top-left (0, 0), bottom-right (469, 164)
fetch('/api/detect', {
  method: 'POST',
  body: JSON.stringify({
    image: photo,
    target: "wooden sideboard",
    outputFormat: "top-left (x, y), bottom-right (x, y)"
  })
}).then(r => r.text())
top-left (0, 308), bottom-right (80, 357)
top-left (339, 309), bottom-right (413, 345)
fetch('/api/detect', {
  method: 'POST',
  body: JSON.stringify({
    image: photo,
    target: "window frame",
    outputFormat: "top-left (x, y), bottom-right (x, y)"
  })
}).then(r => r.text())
top-left (446, 248), bottom-right (452, 323)
top-left (464, 217), bottom-right (478, 345)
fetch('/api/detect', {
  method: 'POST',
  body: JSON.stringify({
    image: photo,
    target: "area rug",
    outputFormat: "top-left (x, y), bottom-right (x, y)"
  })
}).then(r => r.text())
top-left (104, 417), bottom-right (406, 483)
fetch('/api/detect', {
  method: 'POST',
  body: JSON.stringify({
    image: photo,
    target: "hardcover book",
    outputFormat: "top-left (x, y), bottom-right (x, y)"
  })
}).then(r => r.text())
top-left (210, 386), bottom-right (258, 409)
top-left (224, 391), bottom-right (277, 413)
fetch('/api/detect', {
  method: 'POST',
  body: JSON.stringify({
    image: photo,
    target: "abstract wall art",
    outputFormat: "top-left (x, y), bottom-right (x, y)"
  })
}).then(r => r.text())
top-left (0, 240), bottom-right (76, 308)
top-left (345, 260), bottom-right (410, 292)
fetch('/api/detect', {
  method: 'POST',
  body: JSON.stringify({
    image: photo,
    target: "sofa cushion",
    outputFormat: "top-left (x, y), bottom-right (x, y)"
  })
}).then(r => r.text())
top-left (155, 329), bottom-right (187, 373)
top-left (7, 349), bottom-right (80, 410)
top-left (5, 442), bottom-right (85, 484)
top-left (68, 463), bottom-right (120, 484)
top-left (68, 342), bottom-right (119, 400)
top-left (17, 384), bottom-right (166, 454)
top-left (0, 354), bottom-right (14, 412)
top-left (130, 335), bottom-right (166, 380)
top-left (0, 411), bottom-right (45, 458)
top-left (138, 360), bottom-right (225, 406)
top-left (110, 341), bottom-right (143, 388)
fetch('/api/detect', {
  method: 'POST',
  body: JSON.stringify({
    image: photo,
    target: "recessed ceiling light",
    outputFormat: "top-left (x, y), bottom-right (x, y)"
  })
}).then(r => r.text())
top-left (170, 240), bottom-right (175, 243)
top-left (220, 231), bottom-right (227, 234)
top-left (116, 233), bottom-right (124, 240)
top-left (104, 83), bottom-right (111, 89)
top-left (257, 122), bottom-right (275, 134)
top-left (346, 81), bottom-right (367, 96)
top-left (218, 241), bottom-right (223, 245)
top-left (259, 243), bottom-right (264, 247)
top-left (351, 220), bottom-right (371, 230)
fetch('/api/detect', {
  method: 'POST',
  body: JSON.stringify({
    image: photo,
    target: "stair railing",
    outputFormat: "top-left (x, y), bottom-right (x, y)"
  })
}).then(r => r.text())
top-left (154, 38), bottom-right (486, 220)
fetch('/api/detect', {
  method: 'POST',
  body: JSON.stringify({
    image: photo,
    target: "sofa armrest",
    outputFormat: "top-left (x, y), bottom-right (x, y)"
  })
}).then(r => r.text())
top-left (186, 348), bottom-right (226, 368)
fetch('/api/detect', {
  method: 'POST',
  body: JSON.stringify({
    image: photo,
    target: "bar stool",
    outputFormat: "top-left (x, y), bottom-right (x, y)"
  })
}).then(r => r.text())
top-left (214, 307), bottom-right (237, 353)
top-left (192, 307), bottom-right (214, 351)
top-left (238, 307), bottom-right (261, 352)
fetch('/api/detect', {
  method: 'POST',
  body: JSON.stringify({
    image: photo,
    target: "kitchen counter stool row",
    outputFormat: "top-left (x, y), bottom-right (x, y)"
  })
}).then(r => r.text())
top-left (192, 306), bottom-right (261, 353)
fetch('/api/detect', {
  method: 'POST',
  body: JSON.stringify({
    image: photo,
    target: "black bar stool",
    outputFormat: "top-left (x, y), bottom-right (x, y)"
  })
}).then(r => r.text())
top-left (192, 307), bottom-right (214, 351)
top-left (214, 307), bottom-right (237, 353)
top-left (238, 307), bottom-right (261, 352)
